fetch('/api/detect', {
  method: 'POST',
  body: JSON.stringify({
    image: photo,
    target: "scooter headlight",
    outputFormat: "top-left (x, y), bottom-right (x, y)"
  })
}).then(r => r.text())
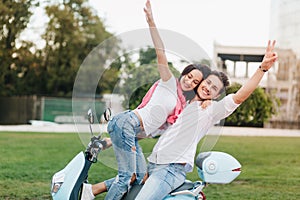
top-left (50, 170), bottom-right (65, 195)
top-left (51, 182), bottom-right (63, 194)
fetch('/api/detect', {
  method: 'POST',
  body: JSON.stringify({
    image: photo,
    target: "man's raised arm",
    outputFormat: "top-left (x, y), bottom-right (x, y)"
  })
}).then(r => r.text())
top-left (233, 40), bottom-right (278, 104)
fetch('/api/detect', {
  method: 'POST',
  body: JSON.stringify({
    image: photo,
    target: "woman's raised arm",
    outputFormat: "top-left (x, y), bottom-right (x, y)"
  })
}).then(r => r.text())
top-left (144, 0), bottom-right (172, 81)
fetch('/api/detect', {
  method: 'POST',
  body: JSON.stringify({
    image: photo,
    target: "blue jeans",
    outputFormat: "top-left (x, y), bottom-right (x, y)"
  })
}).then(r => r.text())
top-left (135, 162), bottom-right (186, 200)
top-left (104, 110), bottom-right (147, 200)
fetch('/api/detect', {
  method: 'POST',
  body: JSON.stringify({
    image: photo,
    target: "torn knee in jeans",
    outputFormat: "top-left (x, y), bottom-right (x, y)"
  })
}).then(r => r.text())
top-left (130, 173), bottom-right (136, 185)
top-left (141, 172), bottom-right (148, 184)
top-left (131, 146), bottom-right (136, 151)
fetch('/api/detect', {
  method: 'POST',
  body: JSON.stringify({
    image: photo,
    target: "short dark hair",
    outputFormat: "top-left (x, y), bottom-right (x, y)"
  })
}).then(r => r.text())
top-left (210, 70), bottom-right (230, 94)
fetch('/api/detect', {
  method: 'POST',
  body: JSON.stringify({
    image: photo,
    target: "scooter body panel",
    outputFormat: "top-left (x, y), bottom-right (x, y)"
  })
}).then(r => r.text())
top-left (197, 151), bottom-right (241, 184)
top-left (51, 152), bottom-right (85, 200)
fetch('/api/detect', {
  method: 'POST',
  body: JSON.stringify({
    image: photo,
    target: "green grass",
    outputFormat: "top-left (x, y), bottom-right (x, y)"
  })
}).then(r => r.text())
top-left (0, 131), bottom-right (299, 199)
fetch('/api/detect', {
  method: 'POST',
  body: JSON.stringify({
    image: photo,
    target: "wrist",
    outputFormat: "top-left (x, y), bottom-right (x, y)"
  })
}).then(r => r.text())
top-left (259, 65), bottom-right (268, 72)
top-left (148, 21), bottom-right (156, 27)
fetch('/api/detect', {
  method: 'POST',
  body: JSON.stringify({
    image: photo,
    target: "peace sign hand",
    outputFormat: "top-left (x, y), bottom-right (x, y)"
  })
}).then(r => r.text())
top-left (260, 40), bottom-right (278, 71)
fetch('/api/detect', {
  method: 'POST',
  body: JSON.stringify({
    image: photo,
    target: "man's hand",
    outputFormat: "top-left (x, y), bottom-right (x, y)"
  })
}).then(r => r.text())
top-left (260, 40), bottom-right (278, 71)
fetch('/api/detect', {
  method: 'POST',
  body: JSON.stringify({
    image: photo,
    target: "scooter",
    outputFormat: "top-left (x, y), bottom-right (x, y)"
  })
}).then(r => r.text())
top-left (50, 108), bottom-right (111, 200)
top-left (50, 109), bottom-right (242, 200)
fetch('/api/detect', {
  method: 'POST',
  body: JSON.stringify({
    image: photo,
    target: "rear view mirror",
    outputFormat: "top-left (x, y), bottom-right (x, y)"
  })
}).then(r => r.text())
top-left (103, 108), bottom-right (111, 122)
top-left (87, 108), bottom-right (94, 124)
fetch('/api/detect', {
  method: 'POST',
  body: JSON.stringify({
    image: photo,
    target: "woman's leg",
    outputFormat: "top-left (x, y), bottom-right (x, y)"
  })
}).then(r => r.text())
top-left (135, 138), bottom-right (147, 184)
top-left (104, 111), bottom-right (141, 200)
top-left (92, 182), bottom-right (107, 195)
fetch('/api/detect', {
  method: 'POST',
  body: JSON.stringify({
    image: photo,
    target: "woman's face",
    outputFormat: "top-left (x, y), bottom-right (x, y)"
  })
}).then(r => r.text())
top-left (180, 69), bottom-right (203, 91)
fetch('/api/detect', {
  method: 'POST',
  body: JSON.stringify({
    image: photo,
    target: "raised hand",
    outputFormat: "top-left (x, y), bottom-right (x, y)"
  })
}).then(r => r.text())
top-left (233, 40), bottom-right (278, 104)
top-left (144, 0), bottom-right (155, 26)
top-left (143, 0), bottom-right (172, 81)
top-left (260, 40), bottom-right (278, 71)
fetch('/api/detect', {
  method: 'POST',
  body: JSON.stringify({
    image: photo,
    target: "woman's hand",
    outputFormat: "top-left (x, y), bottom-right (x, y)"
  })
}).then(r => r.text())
top-left (143, 0), bottom-right (172, 82)
top-left (144, 0), bottom-right (155, 26)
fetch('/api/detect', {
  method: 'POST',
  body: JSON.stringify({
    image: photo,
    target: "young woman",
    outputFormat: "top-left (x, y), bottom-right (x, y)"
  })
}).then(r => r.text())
top-left (81, 1), bottom-right (211, 199)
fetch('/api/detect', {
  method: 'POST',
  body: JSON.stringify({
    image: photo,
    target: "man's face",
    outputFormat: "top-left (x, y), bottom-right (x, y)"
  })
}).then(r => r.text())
top-left (196, 74), bottom-right (224, 100)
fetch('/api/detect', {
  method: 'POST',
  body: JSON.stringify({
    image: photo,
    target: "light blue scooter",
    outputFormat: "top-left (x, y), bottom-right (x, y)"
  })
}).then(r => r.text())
top-left (50, 108), bottom-right (241, 200)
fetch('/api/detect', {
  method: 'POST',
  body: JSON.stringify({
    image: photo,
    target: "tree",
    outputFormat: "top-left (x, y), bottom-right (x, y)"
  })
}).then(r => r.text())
top-left (97, 51), bottom-right (130, 95)
top-left (0, 0), bottom-right (38, 96)
top-left (10, 42), bottom-right (45, 95)
top-left (119, 47), bottom-right (180, 109)
top-left (224, 82), bottom-right (280, 127)
top-left (41, 0), bottom-right (117, 97)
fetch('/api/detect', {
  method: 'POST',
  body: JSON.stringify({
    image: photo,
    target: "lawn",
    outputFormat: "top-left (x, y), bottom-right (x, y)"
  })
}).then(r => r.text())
top-left (0, 131), bottom-right (299, 199)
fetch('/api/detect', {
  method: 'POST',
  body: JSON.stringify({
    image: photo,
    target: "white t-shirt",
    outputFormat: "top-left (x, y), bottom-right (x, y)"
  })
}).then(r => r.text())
top-left (147, 94), bottom-right (240, 172)
top-left (136, 76), bottom-right (178, 136)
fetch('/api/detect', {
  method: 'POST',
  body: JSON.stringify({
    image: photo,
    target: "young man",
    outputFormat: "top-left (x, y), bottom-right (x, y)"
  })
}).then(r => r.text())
top-left (134, 40), bottom-right (278, 200)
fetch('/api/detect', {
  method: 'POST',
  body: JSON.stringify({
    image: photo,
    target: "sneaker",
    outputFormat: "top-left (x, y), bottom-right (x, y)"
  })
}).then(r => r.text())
top-left (81, 183), bottom-right (95, 200)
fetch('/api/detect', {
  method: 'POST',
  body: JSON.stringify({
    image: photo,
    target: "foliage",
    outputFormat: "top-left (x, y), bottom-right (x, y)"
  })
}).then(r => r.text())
top-left (224, 82), bottom-right (281, 127)
top-left (0, 131), bottom-right (299, 199)
top-left (97, 51), bottom-right (132, 95)
top-left (119, 47), bottom-right (180, 109)
top-left (0, 0), bottom-right (118, 97)
top-left (42, 0), bottom-right (116, 97)
top-left (97, 58), bottom-right (122, 94)
top-left (0, 0), bottom-right (39, 96)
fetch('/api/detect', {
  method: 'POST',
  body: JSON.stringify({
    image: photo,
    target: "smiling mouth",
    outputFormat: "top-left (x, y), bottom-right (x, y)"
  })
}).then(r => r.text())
top-left (198, 87), bottom-right (209, 98)
top-left (184, 83), bottom-right (191, 89)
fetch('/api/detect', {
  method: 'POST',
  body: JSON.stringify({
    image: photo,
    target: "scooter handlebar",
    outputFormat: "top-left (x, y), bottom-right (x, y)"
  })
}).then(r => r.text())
top-left (85, 137), bottom-right (108, 163)
top-left (99, 139), bottom-right (107, 150)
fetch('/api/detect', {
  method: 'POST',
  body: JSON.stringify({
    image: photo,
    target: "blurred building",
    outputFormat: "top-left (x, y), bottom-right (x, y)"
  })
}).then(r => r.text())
top-left (213, 0), bottom-right (300, 129)
top-left (270, 0), bottom-right (300, 56)
top-left (269, 0), bottom-right (300, 128)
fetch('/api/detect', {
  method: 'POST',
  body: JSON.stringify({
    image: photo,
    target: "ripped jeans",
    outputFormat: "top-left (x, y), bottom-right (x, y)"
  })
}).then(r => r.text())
top-left (104, 110), bottom-right (147, 200)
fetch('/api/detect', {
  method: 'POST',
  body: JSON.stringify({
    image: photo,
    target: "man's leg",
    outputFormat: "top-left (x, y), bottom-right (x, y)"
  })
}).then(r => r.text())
top-left (135, 163), bottom-right (186, 200)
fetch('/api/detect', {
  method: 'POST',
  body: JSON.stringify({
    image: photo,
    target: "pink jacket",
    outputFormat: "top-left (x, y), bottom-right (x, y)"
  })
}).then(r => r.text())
top-left (137, 79), bottom-right (186, 124)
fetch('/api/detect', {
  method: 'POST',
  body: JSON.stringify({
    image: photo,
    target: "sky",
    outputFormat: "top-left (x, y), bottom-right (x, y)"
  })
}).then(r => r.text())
top-left (89, 0), bottom-right (272, 58)
top-left (21, 0), bottom-right (272, 77)
top-left (23, 0), bottom-right (272, 58)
